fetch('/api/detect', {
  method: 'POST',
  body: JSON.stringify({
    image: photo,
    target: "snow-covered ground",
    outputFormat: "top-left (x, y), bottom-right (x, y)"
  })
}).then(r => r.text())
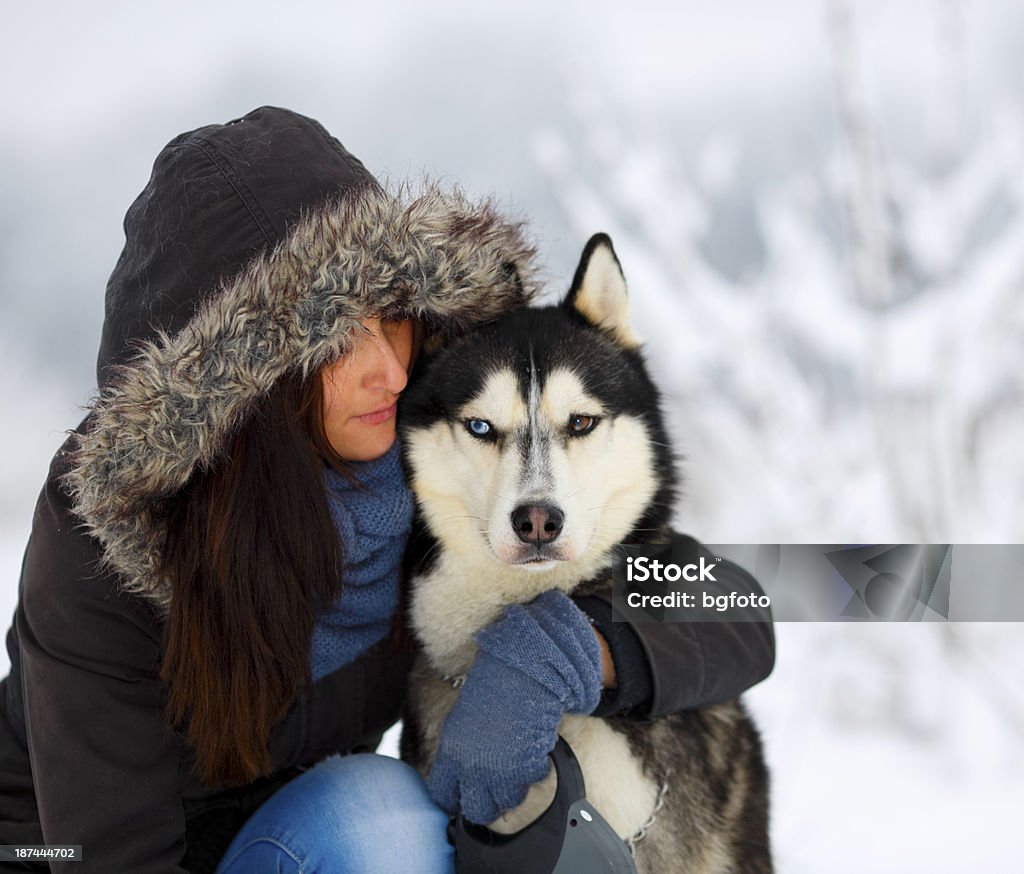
top-left (2, 1), bottom-right (1022, 870)
top-left (747, 624), bottom-right (1024, 873)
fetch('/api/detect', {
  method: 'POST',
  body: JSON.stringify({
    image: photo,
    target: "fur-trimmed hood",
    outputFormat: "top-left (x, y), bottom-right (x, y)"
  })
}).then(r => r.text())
top-left (63, 107), bottom-right (536, 613)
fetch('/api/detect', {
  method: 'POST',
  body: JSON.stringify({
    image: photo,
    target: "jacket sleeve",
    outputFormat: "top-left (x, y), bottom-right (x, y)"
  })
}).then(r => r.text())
top-left (16, 470), bottom-right (190, 873)
top-left (573, 533), bottom-right (775, 718)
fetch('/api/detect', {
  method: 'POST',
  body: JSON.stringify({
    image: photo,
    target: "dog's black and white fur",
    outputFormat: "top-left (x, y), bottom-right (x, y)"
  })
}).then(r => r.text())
top-left (399, 234), bottom-right (772, 873)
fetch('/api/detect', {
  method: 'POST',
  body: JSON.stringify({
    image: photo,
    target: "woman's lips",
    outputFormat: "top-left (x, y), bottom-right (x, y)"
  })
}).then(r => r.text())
top-left (356, 402), bottom-right (397, 425)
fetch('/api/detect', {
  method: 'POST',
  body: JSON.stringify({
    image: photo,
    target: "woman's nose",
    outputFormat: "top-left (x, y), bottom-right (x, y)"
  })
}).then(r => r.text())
top-left (363, 330), bottom-right (409, 394)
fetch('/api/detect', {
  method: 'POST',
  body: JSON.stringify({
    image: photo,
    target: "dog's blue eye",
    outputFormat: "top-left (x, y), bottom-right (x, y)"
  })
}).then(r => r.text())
top-left (567, 414), bottom-right (599, 435)
top-left (465, 418), bottom-right (493, 438)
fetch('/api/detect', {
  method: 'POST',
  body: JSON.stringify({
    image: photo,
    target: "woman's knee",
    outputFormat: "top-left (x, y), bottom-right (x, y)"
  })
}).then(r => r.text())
top-left (314, 753), bottom-right (432, 804)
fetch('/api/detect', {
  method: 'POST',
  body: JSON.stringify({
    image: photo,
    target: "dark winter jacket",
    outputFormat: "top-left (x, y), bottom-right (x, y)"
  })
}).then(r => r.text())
top-left (0, 107), bottom-right (774, 873)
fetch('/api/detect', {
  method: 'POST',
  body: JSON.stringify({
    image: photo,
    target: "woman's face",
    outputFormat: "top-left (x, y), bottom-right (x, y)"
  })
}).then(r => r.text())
top-left (321, 317), bottom-right (415, 461)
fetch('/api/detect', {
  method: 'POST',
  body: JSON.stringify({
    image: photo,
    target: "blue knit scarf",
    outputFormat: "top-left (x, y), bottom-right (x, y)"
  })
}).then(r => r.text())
top-left (310, 441), bottom-right (415, 682)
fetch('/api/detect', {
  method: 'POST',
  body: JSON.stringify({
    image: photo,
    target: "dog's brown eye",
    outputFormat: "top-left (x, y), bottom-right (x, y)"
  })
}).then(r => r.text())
top-left (567, 414), bottom-right (598, 435)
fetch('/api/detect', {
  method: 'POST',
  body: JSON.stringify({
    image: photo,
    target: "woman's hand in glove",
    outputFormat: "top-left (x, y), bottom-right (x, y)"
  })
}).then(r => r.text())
top-left (427, 589), bottom-right (604, 825)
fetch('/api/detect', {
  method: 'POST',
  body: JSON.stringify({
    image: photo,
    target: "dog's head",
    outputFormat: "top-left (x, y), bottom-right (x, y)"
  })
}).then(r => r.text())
top-left (399, 234), bottom-right (677, 588)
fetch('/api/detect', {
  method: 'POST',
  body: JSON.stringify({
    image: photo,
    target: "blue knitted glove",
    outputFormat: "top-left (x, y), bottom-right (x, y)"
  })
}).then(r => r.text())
top-left (427, 590), bottom-right (603, 825)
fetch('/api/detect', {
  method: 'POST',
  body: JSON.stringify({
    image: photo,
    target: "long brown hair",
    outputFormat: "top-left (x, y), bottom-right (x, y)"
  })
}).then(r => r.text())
top-left (159, 368), bottom-right (348, 787)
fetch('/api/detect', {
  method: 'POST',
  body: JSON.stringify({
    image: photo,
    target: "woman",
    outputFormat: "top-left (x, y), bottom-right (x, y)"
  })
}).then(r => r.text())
top-left (0, 107), bottom-right (774, 873)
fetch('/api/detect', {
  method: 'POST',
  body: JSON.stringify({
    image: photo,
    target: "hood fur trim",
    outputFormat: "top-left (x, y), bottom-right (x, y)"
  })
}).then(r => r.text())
top-left (65, 183), bottom-right (537, 612)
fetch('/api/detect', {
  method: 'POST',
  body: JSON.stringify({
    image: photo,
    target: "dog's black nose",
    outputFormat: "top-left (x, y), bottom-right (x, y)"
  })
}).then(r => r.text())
top-left (511, 504), bottom-right (564, 545)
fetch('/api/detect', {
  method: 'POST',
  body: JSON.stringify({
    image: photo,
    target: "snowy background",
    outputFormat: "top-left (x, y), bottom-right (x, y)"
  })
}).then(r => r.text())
top-left (2, 1), bottom-right (1022, 870)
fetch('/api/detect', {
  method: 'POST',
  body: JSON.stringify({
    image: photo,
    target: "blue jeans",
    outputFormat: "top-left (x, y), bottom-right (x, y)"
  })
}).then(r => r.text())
top-left (215, 753), bottom-right (455, 873)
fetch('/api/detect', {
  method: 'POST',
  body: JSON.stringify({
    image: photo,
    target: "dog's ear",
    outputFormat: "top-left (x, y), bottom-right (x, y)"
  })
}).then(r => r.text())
top-left (563, 233), bottom-right (641, 349)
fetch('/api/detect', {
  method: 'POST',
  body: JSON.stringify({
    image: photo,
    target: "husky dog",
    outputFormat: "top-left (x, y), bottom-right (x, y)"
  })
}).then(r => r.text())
top-left (399, 234), bottom-right (771, 873)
